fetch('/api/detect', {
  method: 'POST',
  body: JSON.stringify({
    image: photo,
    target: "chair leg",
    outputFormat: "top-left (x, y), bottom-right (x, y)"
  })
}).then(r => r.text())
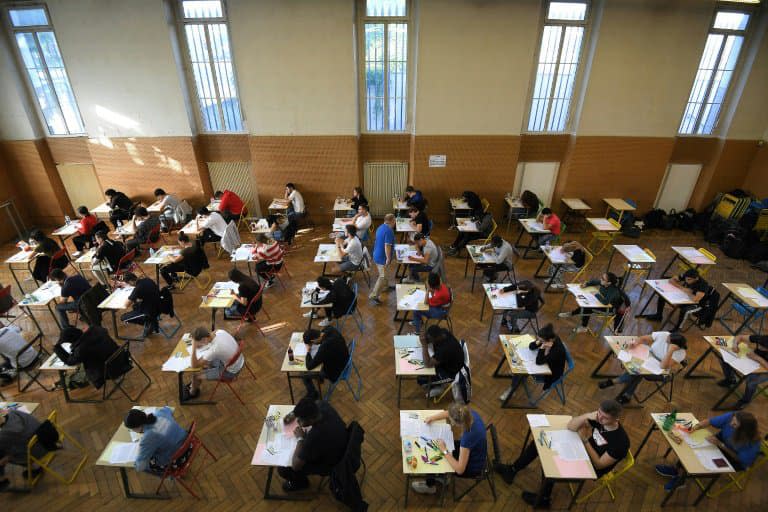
top-left (226, 381), bottom-right (246, 405)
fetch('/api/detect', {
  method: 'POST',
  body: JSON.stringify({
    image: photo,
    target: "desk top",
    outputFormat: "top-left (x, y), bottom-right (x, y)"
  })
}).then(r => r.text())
top-left (519, 218), bottom-right (549, 234)
top-left (145, 245), bottom-right (180, 265)
top-left (613, 244), bottom-right (655, 263)
top-left (19, 281), bottom-right (61, 306)
top-left (483, 283), bottom-right (520, 310)
top-left (400, 410), bottom-right (454, 475)
top-left (0, 402), bottom-right (39, 414)
top-left (268, 199), bottom-right (290, 210)
top-left (96, 406), bottom-right (173, 468)
top-left (542, 245), bottom-right (573, 265)
top-left (671, 246), bottom-right (715, 266)
top-left (396, 284), bottom-right (428, 312)
top-left (450, 198), bottom-right (470, 210)
top-left (161, 335), bottom-right (197, 373)
top-left (645, 279), bottom-right (697, 305)
top-left (562, 198), bottom-right (590, 210)
top-left (75, 248), bottom-right (97, 264)
top-left (40, 352), bottom-right (78, 372)
top-left (603, 198), bottom-right (636, 212)
top-left (249, 218), bottom-right (270, 234)
top-left (703, 336), bottom-right (767, 376)
top-left (314, 244), bottom-right (342, 263)
top-left (200, 282), bottom-right (237, 309)
top-left (650, 412), bottom-right (735, 475)
top-left (604, 335), bottom-right (670, 376)
top-left (394, 335), bottom-right (435, 377)
top-left (251, 404), bottom-right (301, 467)
top-left (467, 244), bottom-right (497, 264)
top-left (721, 283), bottom-right (768, 309)
top-left (300, 282), bottom-right (332, 309)
top-left (587, 217), bottom-right (620, 232)
top-left (334, 198), bottom-right (354, 211)
top-left (5, 249), bottom-right (35, 264)
top-left (456, 218), bottom-right (479, 232)
top-left (505, 196), bottom-right (525, 209)
top-left (98, 286), bottom-right (134, 310)
top-left (392, 198), bottom-right (409, 210)
top-left (395, 244), bottom-right (420, 264)
top-left (207, 199), bottom-right (221, 212)
top-left (530, 415), bottom-right (597, 480)
top-left (281, 332), bottom-right (322, 373)
top-left (146, 199), bottom-right (164, 213)
top-left (52, 223), bottom-right (79, 236)
top-left (92, 201), bottom-right (111, 214)
top-left (179, 219), bottom-right (202, 236)
top-left (565, 284), bottom-right (610, 309)
top-left (396, 218), bottom-right (417, 233)
top-left (332, 217), bottom-right (355, 232)
top-left (499, 334), bottom-right (551, 375)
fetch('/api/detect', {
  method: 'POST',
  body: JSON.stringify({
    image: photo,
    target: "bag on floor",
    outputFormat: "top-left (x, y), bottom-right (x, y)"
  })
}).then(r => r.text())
top-left (643, 209), bottom-right (665, 229)
top-left (720, 230), bottom-right (747, 259)
top-left (661, 209), bottom-right (679, 230)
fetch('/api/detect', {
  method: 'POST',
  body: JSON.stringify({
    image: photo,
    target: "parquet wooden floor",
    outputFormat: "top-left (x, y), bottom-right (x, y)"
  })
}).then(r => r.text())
top-left (1, 222), bottom-right (767, 511)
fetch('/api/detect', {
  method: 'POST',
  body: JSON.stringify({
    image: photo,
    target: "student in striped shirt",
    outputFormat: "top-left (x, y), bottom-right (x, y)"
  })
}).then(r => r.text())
top-left (251, 234), bottom-right (284, 288)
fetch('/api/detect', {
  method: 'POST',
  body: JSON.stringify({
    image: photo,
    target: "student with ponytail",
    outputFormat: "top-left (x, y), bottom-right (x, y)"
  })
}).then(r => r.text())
top-left (124, 407), bottom-right (187, 475)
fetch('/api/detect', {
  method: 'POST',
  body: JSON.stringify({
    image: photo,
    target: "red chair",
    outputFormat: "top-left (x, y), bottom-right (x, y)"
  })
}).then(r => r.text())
top-left (0, 285), bottom-right (19, 325)
top-left (48, 247), bottom-right (77, 276)
top-left (208, 340), bottom-right (256, 404)
top-left (264, 258), bottom-right (290, 291)
top-left (235, 282), bottom-right (270, 337)
top-left (113, 248), bottom-right (146, 281)
top-left (141, 224), bottom-right (163, 251)
top-left (155, 421), bottom-right (217, 499)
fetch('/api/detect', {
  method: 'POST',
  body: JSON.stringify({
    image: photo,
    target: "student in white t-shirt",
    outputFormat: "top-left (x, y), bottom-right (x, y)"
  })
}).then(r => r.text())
top-left (284, 183), bottom-right (305, 223)
top-left (186, 327), bottom-right (244, 400)
top-left (598, 331), bottom-right (687, 404)
top-left (351, 204), bottom-right (372, 240)
top-left (335, 225), bottom-right (364, 273)
top-left (195, 207), bottom-right (228, 246)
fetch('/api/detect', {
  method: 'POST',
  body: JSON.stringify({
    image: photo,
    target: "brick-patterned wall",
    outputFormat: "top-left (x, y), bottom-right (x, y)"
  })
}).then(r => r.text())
top-left (47, 137), bottom-right (93, 164)
top-left (0, 150), bottom-right (23, 243)
top-left (518, 134), bottom-right (572, 162)
top-left (669, 136), bottom-right (720, 164)
top-left (690, 139), bottom-right (759, 210)
top-left (412, 136), bottom-right (520, 223)
top-left (250, 136), bottom-right (359, 220)
top-left (196, 134), bottom-right (252, 162)
top-left (359, 134), bottom-right (411, 166)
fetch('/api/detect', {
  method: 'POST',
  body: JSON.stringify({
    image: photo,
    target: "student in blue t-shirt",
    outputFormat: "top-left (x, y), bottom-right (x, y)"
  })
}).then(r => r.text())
top-left (410, 403), bottom-right (487, 495)
top-left (656, 411), bottom-right (761, 492)
top-left (124, 407), bottom-right (187, 476)
top-left (368, 214), bottom-right (396, 305)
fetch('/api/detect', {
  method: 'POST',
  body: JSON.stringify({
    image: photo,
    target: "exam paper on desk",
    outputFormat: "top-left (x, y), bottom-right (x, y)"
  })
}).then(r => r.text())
top-left (399, 413), bottom-right (455, 446)
top-left (549, 430), bottom-right (590, 461)
top-left (109, 441), bottom-right (141, 464)
top-left (719, 349), bottom-right (762, 375)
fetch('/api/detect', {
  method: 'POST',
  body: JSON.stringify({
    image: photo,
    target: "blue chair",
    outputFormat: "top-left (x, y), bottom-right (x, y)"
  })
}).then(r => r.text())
top-left (522, 343), bottom-right (574, 407)
top-left (729, 286), bottom-right (768, 334)
top-left (426, 219), bottom-right (434, 237)
top-left (324, 339), bottom-right (362, 402)
top-left (336, 282), bottom-right (364, 334)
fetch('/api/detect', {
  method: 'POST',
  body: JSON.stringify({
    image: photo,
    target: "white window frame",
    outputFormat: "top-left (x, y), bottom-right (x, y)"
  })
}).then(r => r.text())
top-left (357, 0), bottom-right (413, 133)
top-left (677, 3), bottom-right (756, 136)
top-left (175, 0), bottom-right (245, 133)
top-left (525, 0), bottom-right (592, 134)
top-left (3, 3), bottom-right (85, 136)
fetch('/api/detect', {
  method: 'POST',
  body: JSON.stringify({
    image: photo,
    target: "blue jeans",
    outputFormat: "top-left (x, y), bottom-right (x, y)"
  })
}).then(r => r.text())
top-left (719, 359), bottom-right (768, 403)
top-left (56, 300), bottom-right (80, 328)
top-left (617, 371), bottom-right (666, 398)
top-left (409, 264), bottom-right (433, 280)
top-left (413, 306), bottom-right (447, 331)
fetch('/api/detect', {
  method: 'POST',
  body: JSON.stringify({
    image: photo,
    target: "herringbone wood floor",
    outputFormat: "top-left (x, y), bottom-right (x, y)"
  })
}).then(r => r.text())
top-left (1, 221), bottom-right (767, 511)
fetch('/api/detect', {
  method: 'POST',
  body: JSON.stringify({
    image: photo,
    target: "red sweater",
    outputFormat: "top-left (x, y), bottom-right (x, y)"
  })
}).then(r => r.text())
top-left (428, 284), bottom-right (451, 307)
top-left (219, 190), bottom-right (244, 215)
top-left (78, 214), bottom-right (98, 235)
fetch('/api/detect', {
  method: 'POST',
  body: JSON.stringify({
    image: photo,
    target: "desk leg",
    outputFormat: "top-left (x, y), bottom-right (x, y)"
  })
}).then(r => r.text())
top-left (480, 294), bottom-right (487, 321)
top-left (211, 309), bottom-right (216, 331)
top-left (404, 474), bottom-right (411, 508)
top-left (605, 247), bottom-right (617, 274)
top-left (471, 264), bottom-right (478, 293)
top-left (492, 354), bottom-right (509, 378)
top-left (21, 306), bottom-right (44, 340)
top-left (659, 254), bottom-right (679, 279)
top-left (397, 376), bottom-right (402, 408)
top-left (590, 349), bottom-right (620, 379)
top-left (684, 347), bottom-right (714, 379)
top-left (287, 373), bottom-right (295, 404)
top-left (637, 286), bottom-right (657, 317)
top-left (111, 310), bottom-right (119, 339)
top-left (46, 302), bottom-right (61, 329)
top-left (634, 423), bottom-right (657, 460)
top-left (464, 252), bottom-right (470, 278)
top-left (661, 468), bottom-right (689, 507)
top-left (178, 371), bottom-right (215, 406)
top-left (712, 375), bottom-right (745, 411)
top-left (501, 376), bottom-right (530, 409)
top-left (568, 480), bottom-right (586, 510)
top-left (533, 257), bottom-right (548, 279)
top-left (397, 311), bottom-right (410, 335)
top-left (694, 475), bottom-right (720, 506)
top-left (487, 311), bottom-right (497, 342)
top-left (119, 467), bottom-right (169, 499)
top-left (513, 228), bottom-right (525, 251)
top-left (8, 264), bottom-right (24, 294)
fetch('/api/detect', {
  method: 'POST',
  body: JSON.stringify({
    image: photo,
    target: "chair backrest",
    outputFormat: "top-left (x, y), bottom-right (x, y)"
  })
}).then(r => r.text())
top-left (118, 248), bottom-right (137, 268)
top-left (482, 219), bottom-right (498, 244)
top-left (147, 224), bottom-right (161, 243)
top-left (166, 421), bottom-right (200, 477)
top-left (104, 343), bottom-right (133, 380)
top-left (159, 286), bottom-right (175, 316)
top-left (244, 282), bottom-right (266, 319)
top-left (0, 285), bottom-right (16, 315)
top-left (699, 247), bottom-right (717, 263)
top-left (345, 283), bottom-right (359, 317)
top-left (561, 343), bottom-right (575, 378)
top-left (608, 218), bottom-right (621, 230)
top-left (758, 287), bottom-right (768, 300)
top-left (337, 339), bottom-right (356, 382)
top-left (50, 247), bottom-right (68, 267)
top-left (481, 198), bottom-right (490, 212)
top-left (643, 247), bottom-right (655, 260)
top-left (223, 341), bottom-right (245, 373)
top-left (221, 221), bottom-right (241, 254)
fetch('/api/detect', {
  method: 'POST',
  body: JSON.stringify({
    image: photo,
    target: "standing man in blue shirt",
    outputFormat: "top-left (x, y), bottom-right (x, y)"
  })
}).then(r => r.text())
top-left (369, 214), bottom-right (396, 305)
top-left (124, 407), bottom-right (187, 475)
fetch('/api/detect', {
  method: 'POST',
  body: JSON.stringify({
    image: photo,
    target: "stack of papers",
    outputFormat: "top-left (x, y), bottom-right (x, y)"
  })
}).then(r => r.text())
top-left (162, 355), bottom-right (191, 372)
top-left (490, 291), bottom-right (518, 309)
top-left (109, 442), bottom-right (141, 464)
top-left (398, 289), bottom-right (426, 309)
top-left (549, 430), bottom-right (589, 461)
top-left (515, 344), bottom-right (550, 374)
top-left (399, 412), bottom-right (455, 446)
top-left (101, 286), bottom-right (134, 308)
top-left (719, 349), bottom-right (762, 375)
top-left (526, 414), bottom-right (550, 427)
top-left (680, 428), bottom-right (712, 449)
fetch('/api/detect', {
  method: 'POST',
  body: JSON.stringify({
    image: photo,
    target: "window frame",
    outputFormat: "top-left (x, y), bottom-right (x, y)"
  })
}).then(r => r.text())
top-left (524, 0), bottom-right (593, 134)
top-left (3, 3), bottom-right (86, 136)
top-left (356, 0), bottom-right (413, 134)
top-left (174, 0), bottom-right (246, 134)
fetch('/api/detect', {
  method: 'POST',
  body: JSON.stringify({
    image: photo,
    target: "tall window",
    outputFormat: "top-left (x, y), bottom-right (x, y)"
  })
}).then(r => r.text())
top-left (179, 0), bottom-right (243, 132)
top-left (527, 1), bottom-right (590, 132)
top-left (359, 0), bottom-right (410, 132)
top-left (5, 5), bottom-right (84, 135)
top-left (678, 6), bottom-right (753, 135)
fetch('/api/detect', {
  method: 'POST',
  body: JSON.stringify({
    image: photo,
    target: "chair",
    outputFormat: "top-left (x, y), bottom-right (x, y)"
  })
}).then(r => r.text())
top-left (323, 421), bottom-right (367, 509)
top-left (236, 204), bottom-right (249, 232)
top-left (423, 287), bottom-right (454, 333)
top-left (208, 340), bottom-right (257, 404)
top-left (517, 297), bottom-right (544, 335)
top-left (113, 248), bottom-right (146, 282)
top-left (16, 331), bottom-right (51, 393)
top-left (336, 283), bottom-right (364, 335)
top-left (676, 247), bottom-right (717, 278)
top-left (102, 343), bottom-right (152, 401)
top-left (631, 361), bottom-right (687, 404)
top-left (324, 339), bottom-right (362, 402)
top-left (349, 248), bottom-right (372, 288)
top-left (481, 198), bottom-right (490, 213)
top-left (623, 248), bottom-right (655, 291)
top-left (49, 247), bottom-right (77, 276)
top-left (217, 220), bottom-right (241, 258)
top-left (264, 258), bottom-right (290, 290)
top-left (478, 219), bottom-right (498, 246)
top-left (586, 310), bottom-right (616, 339)
top-left (452, 423), bottom-right (497, 502)
top-left (565, 249), bottom-right (594, 284)
top-left (697, 441), bottom-right (768, 498)
top-left (433, 338), bottom-right (469, 404)
top-left (177, 268), bottom-right (213, 291)
top-left (155, 421), bottom-right (217, 499)
top-left (570, 450), bottom-right (635, 504)
top-left (522, 342), bottom-right (574, 407)
top-left (235, 283), bottom-right (270, 337)
top-left (726, 286), bottom-right (768, 334)
top-left (140, 224), bottom-right (163, 251)
top-left (0, 284), bottom-right (19, 324)
top-left (587, 218), bottom-right (621, 255)
top-left (24, 410), bottom-right (88, 490)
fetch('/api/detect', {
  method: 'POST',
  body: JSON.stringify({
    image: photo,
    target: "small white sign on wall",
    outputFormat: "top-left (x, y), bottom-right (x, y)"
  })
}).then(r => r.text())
top-left (428, 155), bottom-right (446, 168)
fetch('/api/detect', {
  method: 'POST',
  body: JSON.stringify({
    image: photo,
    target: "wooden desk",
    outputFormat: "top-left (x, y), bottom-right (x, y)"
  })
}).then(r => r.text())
top-left (587, 217), bottom-right (620, 232)
top-left (179, 218), bottom-right (202, 237)
top-left (0, 402), bottom-right (39, 414)
top-left (332, 217), bottom-right (354, 233)
top-left (400, 409), bottom-right (454, 507)
top-left (394, 244), bottom-right (419, 280)
top-left (314, 244), bottom-right (342, 276)
top-left (449, 198), bottom-right (472, 229)
top-left (660, 246), bottom-right (716, 278)
top-left (199, 282), bottom-right (236, 331)
top-left (161, 334), bottom-right (214, 405)
top-left (456, 218), bottom-right (479, 233)
top-left (392, 198), bottom-right (410, 217)
top-left (480, 283), bottom-right (520, 341)
top-left (504, 195), bottom-right (528, 233)
top-left (300, 282), bottom-right (332, 329)
top-left (514, 218), bottom-right (549, 259)
top-left (18, 281), bottom-right (62, 335)
top-left (268, 199), bottom-right (290, 214)
top-left (98, 286), bottom-right (135, 341)
top-left (281, 332), bottom-right (322, 404)
top-left (396, 217), bottom-right (417, 242)
top-left (146, 199), bottom-right (164, 213)
top-left (606, 244), bottom-right (655, 290)
top-left (91, 201), bottom-right (112, 219)
top-left (464, 244), bottom-right (500, 293)
top-left (74, 248), bottom-right (97, 275)
top-left (206, 199), bottom-right (221, 212)
top-left (534, 245), bottom-right (573, 293)
top-left (394, 335), bottom-right (435, 407)
top-left (333, 198), bottom-right (354, 217)
top-left (493, 335), bottom-right (552, 408)
top-left (395, 284), bottom-right (428, 335)
top-left (557, 285), bottom-right (611, 334)
top-left (603, 198), bottom-right (635, 223)
top-left (561, 198), bottom-right (591, 232)
top-left (637, 279), bottom-right (697, 330)
top-left (144, 245), bottom-right (180, 284)
top-left (716, 283), bottom-right (768, 335)
top-left (634, 412), bottom-right (734, 507)
top-left (40, 352), bottom-right (96, 403)
top-left (5, 249), bottom-right (37, 292)
top-left (52, 223), bottom-right (79, 258)
top-left (590, 335), bottom-right (673, 386)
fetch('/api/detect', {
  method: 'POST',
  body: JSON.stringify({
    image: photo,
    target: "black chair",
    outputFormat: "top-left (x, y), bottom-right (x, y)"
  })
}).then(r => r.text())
top-left (453, 423), bottom-right (498, 502)
top-left (631, 361), bottom-right (687, 405)
top-left (158, 286), bottom-right (182, 339)
top-left (16, 332), bottom-right (51, 393)
top-left (102, 343), bottom-right (151, 401)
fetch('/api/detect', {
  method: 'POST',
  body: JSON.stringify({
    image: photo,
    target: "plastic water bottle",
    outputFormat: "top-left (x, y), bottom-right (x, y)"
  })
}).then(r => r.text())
top-left (149, 248), bottom-right (156, 257)
top-left (64, 215), bottom-right (71, 225)
top-left (662, 409), bottom-right (677, 432)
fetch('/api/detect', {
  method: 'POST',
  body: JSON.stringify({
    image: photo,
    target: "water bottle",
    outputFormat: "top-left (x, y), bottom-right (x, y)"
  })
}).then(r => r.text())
top-left (149, 248), bottom-right (156, 257)
top-left (662, 409), bottom-right (677, 432)
top-left (64, 215), bottom-right (71, 225)
top-left (117, 219), bottom-right (123, 229)
top-left (287, 346), bottom-right (294, 362)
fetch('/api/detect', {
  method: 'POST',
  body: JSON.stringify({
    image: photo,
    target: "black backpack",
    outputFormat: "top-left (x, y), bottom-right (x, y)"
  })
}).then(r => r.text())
top-left (696, 288), bottom-right (721, 328)
top-left (159, 286), bottom-right (175, 316)
top-left (721, 229), bottom-right (747, 259)
top-left (644, 209), bottom-right (666, 229)
top-left (677, 209), bottom-right (696, 231)
top-left (661, 209), bottom-right (679, 230)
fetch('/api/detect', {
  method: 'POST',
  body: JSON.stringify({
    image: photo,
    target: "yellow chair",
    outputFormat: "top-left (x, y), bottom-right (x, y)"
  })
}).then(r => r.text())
top-left (236, 204), bottom-right (250, 232)
top-left (480, 219), bottom-right (498, 245)
top-left (178, 268), bottom-right (213, 291)
top-left (675, 247), bottom-right (716, 277)
top-left (587, 310), bottom-right (616, 339)
top-left (696, 441), bottom-right (768, 498)
top-left (569, 450), bottom-right (634, 503)
top-left (481, 198), bottom-right (490, 213)
top-left (565, 249), bottom-right (594, 284)
top-left (24, 410), bottom-right (88, 490)
top-left (587, 218), bottom-right (621, 255)
top-left (624, 248), bottom-right (655, 291)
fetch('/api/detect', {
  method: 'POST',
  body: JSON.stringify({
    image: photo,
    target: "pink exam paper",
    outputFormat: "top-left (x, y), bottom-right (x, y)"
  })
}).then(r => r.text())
top-left (553, 456), bottom-right (594, 478)
top-left (628, 344), bottom-right (650, 360)
top-left (399, 358), bottom-right (424, 372)
top-left (252, 443), bottom-right (267, 464)
top-left (283, 419), bottom-right (299, 437)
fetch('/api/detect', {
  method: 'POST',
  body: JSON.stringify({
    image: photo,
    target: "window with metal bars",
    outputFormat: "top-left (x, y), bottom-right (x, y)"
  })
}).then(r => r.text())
top-left (678, 6), bottom-right (754, 135)
top-left (5, 4), bottom-right (85, 135)
top-left (527, 1), bottom-right (590, 133)
top-left (359, 0), bottom-right (410, 132)
top-left (178, 0), bottom-right (243, 132)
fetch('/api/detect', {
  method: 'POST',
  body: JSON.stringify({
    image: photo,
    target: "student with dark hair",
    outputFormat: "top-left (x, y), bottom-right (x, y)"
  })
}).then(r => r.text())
top-left (717, 334), bottom-right (768, 409)
top-left (481, 235), bottom-right (516, 281)
top-left (536, 207), bottom-right (561, 246)
top-left (284, 183), bottom-right (305, 222)
top-left (194, 207), bottom-right (227, 246)
top-left (29, 229), bottom-right (66, 282)
top-left (72, 206), bottom-right (99, 255)
top-left (411, 272), bottom-right (450, 334)
top-left (50, 268), bottom-right (91, 329)
top-left (559, 272), bottom-right (621, 333)
top-left (350, 186), bottom-right (368, 211)
top-left (251, 233), bottom-right (284, 288)
top-left (187, 326), bottom-right (243, 399)
top-left (305, 276), bottom-right (354, 327)
top-left (419, 326), bottom-right (464, 397)
top-left (104, 188), bottom-right (133, 229)
top-left (92, 230), bottom-right (126, 274)
top-left (335, 224), bottom-right (364, 273)
top-left (159, 232), bottom-right (208, 287)
top-left (125, 206), bottom-right (160, 254)
top-left (405, 185), bottom-right (425, 211)
top-left (0, 408), bottom-right (48, 490)
top-left (446, 209), bottom-right (493, 256)
top-left (500, 280), bottom-right (542, 333)
top-left (224, 268), bottom-right (261, 320)
top-left (277, 398), bottom-right (347, 492)
top-left (54, 325), bottom-right (127, 389)
top-left (495, 399), bottom-right (630, 508)
top-left (350, 203), bottom-right (372, 240)
top-left (214, 189), bottom-right (245, 223)
top-left (462, 190), bottom-right (483, 218)
top-left (656, 411), bottom-right (761, 491)
top-left (499, 323), bottom-right (566, 403)
top-left (407, 206), bottom-right (430, 239)
top-left (266, 213), bottom-right (290, 241)
top-left (405, 233), bottom-right (439, 282)
top-left (547, 240), bottom-right (586, 289)
top-left (124, 407), bottom-right (187, 476)
top-left (599, 331), bottom-right (687, 404)
top-left (120, 271), bottom-right (161, 336)
top-left (153, 188), bottom-right (179, 231)
top-left (520, 189), bottom-right (540, 217)
top-left (638, 268), bottom-right (708, 330)
top-left (302, 326), bottom-right (349, 400)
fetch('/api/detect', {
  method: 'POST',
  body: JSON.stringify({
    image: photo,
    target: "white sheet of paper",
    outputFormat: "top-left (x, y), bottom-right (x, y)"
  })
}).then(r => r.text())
top-left (617, 350), bottom-right (632, 363)
top-left (260, 434), bottom-right (298, 466)
top-left (549, 430), bottom-right (589, 461)
top-left (60, 342), bottom-right (72, 354)
top-left (526, 414), bottom-right (550, 428)
top-left (694, 446), bottom-right (733, 472)
top-left (162, 356), bottom-right (191, 372)
top-left (233, 246), bottom-right (252, 261)
top-left (641, 357), bottom-right (664, 375)
top-left (399, 290), bottom-right (426, 309)
top-left (129, 431), bottom-right (142, 443)
top-left (399, 413), bottom-right (455, 446)
top-left (293, 343), bottom-right (308, 357)
top-left (719, 349), bottom-right (762, 375)
top-left (214, 281), bottom-right (239, 291)
top-left (109, 442), bottom-right (141, 464)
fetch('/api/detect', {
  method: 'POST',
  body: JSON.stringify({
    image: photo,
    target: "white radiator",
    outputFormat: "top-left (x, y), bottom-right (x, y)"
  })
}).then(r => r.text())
top-left (363, 162), bottom-right (408, 217)
top-left (207, 161), bottom-right (261, 217)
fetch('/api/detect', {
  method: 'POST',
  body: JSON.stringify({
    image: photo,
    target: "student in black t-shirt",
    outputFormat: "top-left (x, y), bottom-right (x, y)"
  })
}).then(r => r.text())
top-left (638, 268), bottom-right (708, 330)
top-left (419, 326), bottom-right (464, 397)
top-left (302, 326), bottom-right (350, 400)
top-left (499, 323), bottom-right (566, 404)
top-left (29, 229), bottom-right (66, 282)
top-left (50, 269), bottom-right (91, 329)
top-left (501, 280), bottom-right (542, 333)
top-left (104, 188), bottom-right (133, 229)
top-left (159, 232), bottom-right (208, 287)
top-left (306, 276), bottom-right (354, 328)
top-left (718, 334), bottom-right (768, 409)
top-left (120, 272), bottom-right (161, 336)
top-left (494, 399), bottom-right (630, 508)
top-left (92, 230), bottom-right (126, 273)
top-left (224, 268), bottom-right (261, 320)
top-left (407, 206), bottom-right (430, 239)
top-left (125, 207), bottom-right (160, 254)
top-left (278, 398), bottom-right (348, 492)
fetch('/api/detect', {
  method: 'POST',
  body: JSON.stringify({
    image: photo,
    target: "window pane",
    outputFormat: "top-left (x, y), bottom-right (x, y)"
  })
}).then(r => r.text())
top-left (9, 8), bottom-right (48, 27)
top-left (547, 2), bottom-right (587, 21)
top-left (388, 23), bottom-right (407, 131)
top-left (208, 24), bottom-right (242, 131)
top-left (15, 33), bottom-right (67, 134)
top-left (365, 23), bottom-right (385, 131)
top-left (37, 31), bottom-right (84, 133)
top-left (183, 0), bottom-right (223, 18)
top-left (366, 0), bottom-right (406, 17)
top-left (713, 11), bottom-right (749, 30)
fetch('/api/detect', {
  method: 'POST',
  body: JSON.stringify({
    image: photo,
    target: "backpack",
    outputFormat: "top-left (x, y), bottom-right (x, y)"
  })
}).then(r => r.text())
top-left (622, 225), bottom-right (641, 238)
top-left (721, 229), bottom-right (747, 259)
top-left (34, 420), bottom-right (62, 452)
top-left (644, 209), bottom-right (666, 229)
top-left (661, 209), bottom-right (679, 230)
top-left (452, 364), bottom-right (472, 404)
top-left (159, 286), bottom-right (175, 317)
top-left (677, 208), bottom-right (696, 231)
top-left (696, 288), bottom-right (721, 328)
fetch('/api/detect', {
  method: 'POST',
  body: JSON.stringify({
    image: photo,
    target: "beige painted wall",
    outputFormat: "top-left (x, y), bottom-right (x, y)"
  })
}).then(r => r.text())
top-left (0, 32), bottom-right (37, 140)
top-left (729, 29), bottom-right (768, 139)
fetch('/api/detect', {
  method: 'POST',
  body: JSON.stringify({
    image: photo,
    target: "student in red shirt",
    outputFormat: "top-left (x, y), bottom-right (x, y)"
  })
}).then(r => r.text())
top-left (72, 206), bottom-right (99, 255)
top-left (536, 208), bottom-right (561, 247)
top-left (214, 190), bottom-right (245, 223)
top-left (411, 272), bottom-right (451, 334)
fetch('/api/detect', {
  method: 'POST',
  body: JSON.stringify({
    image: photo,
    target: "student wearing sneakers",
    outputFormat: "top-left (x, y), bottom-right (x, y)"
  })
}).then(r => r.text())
top-left (369, 214), bottom-right (396, 305)
top-left (0, 325), bottom-right (40, 386)
top-left (655, 411), bottom-right (760, 492)
top-left (405, 233), bottom-right (439, 282)
top-left (411, 403), bottom-right (488, 495)
top-left (50, 269), bottom-right (91, 329)
top-left (195, 207), bottom-right (227, 246)
top-left (302, 326), bottom-right (349, 400)
top-left (124, 407), bottom-right (187, 476)
top-left (638, 268), bottom-right (708, 330)
top-left (214, 189), bottom-right (245, 223)
top-left (598, 331), bottom-right (687, 404)
top-left (446, 210), bottom-right (493, 256)
top-left (125, 206), bottom-right (160, 253)
top-left (418, 326), bottom-right (464, 396)
top-left (536, 208), bottom-right (561, 247)
top-left (251, 234), bottom-right (284, 287)
top-left (71, 206), bottom-right (99, 255)
top-left (160, 232), bottom-right (208, 287)
top-left (558, 272), bottom-right (621, 333)
top-left (716, 334), bottom-right (768, 409)
top-left (495, 399), bottom-right (630, 508)
top-left (499, 323), bottom-right (566, 403)
top-left (335, 224), bottom-right (364, 273)
top-left (224, 268), bottom-right (261, 320)
top-left (480, 235), bottom-right (516, 282)
top-left (306, 276), bottom-right (355, 327)
top-left (500, 280), bottom-right (541, 333)
top-left (187, 327), bottom-right (243, 400)
top-left (411, 272), bottom-right (450, 334)
top-left (547, 240), bottom-right (586, 289)
top-left (120, 272), bottom-right (161, 336)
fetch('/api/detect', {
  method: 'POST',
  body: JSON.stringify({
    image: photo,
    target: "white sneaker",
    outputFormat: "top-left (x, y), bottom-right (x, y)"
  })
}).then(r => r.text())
top-left (550, 283), bottom-right (566, 290)
top-left (302, 311), bottom-right (316, 318)
top-left (574, 326), bottom-right (589, 333)
top-left (318, 318), bottom-right (331, 327)
top-left (558, 312), bottom-right (572, 318)
top-left (411, 480), bottom-right (437, 495)
top-left (71, 251), bottom-right (82, 258)
top-left (428, 386), bottom-right (445, 398)
top-left (499, 387), bottom-right (512, 402)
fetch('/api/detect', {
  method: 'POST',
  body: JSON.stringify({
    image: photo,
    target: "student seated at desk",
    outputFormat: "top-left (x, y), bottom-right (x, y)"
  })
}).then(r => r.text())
top-left (546, 240), bottom-right (586, 290)
top-left (404, 233), bottom-right (439, 283)
top-left (124, 207), bottom-right (160, 254)
top-left (350, 186), bottom-right (368, 211)
top-left (153, 188), bottom-right (179, 231)
top-left (251, 234), bottom-right (284, 288)
top-left (72, 206), bottom-right (99, 256)
top-left (637, 268), bottom-right (708, 330)
top-left (92, 230), bottom-right (126, 273)
top-left (418, 326), bottom-right (464, 398)
top-left (461, 190), bottom-right (483, 218)
top-left (350, 203), bottom-right (372, 240)
top-left (104, 188), bottom-right (133, 229)
top-left (278, 398), bottom-right (347, 492)
top-left (499, 323), bottom-right (566, 403)
top-left (501, 280), bottom-right (542, 333)
top-left (520, 189), bottom-right (540, 218)
top-left (54, 325), bottom-right (128, 390)
top-left (224, 269), bottom-right (261, 320)
top-left (284, 183), bottom-right (306, 223)
top-left (124, 407), bottom-right (187, 476)
top-left (535, 208), bottom-right (561, 247)
top-left (160, 232), bottom-right (208, 288)
top-left (195, 207), bottom-right (227, 246)
top-left (0, 408), bottom-right (49, 490)
top-left (266, 213), bottom-right (290, 241)
top-left (411, 403), bottom-right (488, 495)
top-left (480, 235), bottom-right (516, 281)
top-left (407, 206), bottom-right (430, 239)
top-left (29, 229), bottom-right (67, 282)
top-left (49, 268), bottom-right (91, 329)
top-left (186, 327), bottom-right (243, 400)
top-left (335, 225), bottom-right (364, 274)
top-left (655, 412), bottom-right (761, 492)
top-left (302, 326), bottom-right (349, 400)
top-left (0, 325), bottom-right (40, 386)
top-left (304, 276), bottom-right (355, 328)
top-left (410, 272), bottom-right (450, 335)
top-left (558, 272), bottom-right (621, 333)
top-left (446, 210), bottom-right (493, 257)
top-left (717, 334), bottom-right (768, 409)
top-left (495, 399), bottom-right (630, 508)
top-left (214, 189), bottom-right (245, 223)
top-left (405, 186), bottom-right (425, 211)
top-left (598, 331), bottom-right (687, 404)
top-left (119, 272), bottom-right (161, 336)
